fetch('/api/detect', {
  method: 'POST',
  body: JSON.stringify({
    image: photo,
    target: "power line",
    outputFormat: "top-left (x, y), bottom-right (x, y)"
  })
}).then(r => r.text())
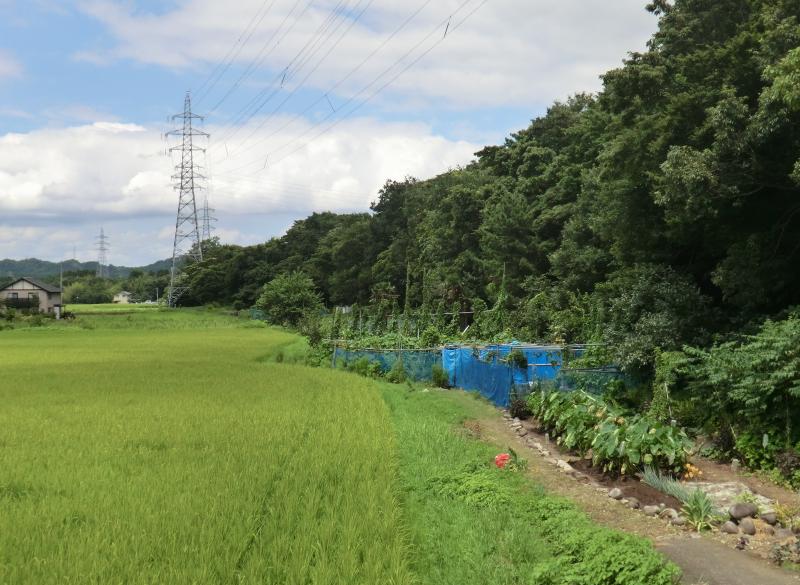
top-left (216, 0), bottom-right (487, 177)
top-left (220, 0), bottom-right (378, 158)
top-left (213, 0), bottom-right (434, 161)
top-left (194, 0), bottom-right (278, 104)
top-left (213, 0), bottom-right (355, 146)
top-left (203, 0), bottom-right (312, 115)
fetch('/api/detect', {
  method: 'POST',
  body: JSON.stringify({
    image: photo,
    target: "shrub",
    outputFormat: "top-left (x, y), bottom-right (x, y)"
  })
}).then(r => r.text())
top-left (386, 358), bottom-right (407, 384)
top-left (255, 272), bottom-right (322, 327)
top-left (509, 388), bottom-right (531, 420)
top-left (505, 349), bottom-right (528, 370)
top-left (431, 363), bottom-right (449, 388)
top-left (346, 357), bottom-right (384, 379)
top-left (421, 325), bottom-right (443, 348)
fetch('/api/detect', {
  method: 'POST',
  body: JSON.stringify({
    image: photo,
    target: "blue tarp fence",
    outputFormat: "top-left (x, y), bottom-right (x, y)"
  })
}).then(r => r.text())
top-left (442, 344), bottom-right (566, 407)
top-left (332, 348), bottom-right (442, 381)
top-left (334, 343), bottom-right (624, 408)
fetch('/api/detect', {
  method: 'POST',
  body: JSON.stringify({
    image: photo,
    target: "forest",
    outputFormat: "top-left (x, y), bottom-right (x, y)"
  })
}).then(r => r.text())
top-left (88, 1), bottom-right (800, 480)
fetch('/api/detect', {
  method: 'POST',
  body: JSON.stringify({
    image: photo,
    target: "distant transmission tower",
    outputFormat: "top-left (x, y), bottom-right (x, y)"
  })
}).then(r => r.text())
top-left (95, 227), bottom-right (110, 278)
top-left (200, 194), bottom-right (217, 243)
top-left (166, 92), bottom-right (208, 307)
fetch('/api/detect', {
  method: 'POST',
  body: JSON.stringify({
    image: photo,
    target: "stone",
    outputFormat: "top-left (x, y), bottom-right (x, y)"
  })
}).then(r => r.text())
top-left (760, 512), bottom-right (778, 526)
top-left (608, 488), bottom-right (623, 500)
top-left (516, 428), bottom-right (528, 437)
top-left (545, 458), bottom-right (558, 466)
top-left (555, 459), bottom-right (573, 472)
top-left (730, 458), bottom-right (741, 473)
top-left (671, 517), bottom-right (687, 527)
top-left (763, 525), bottom-right (775, 536)
top-left (729, 502), bottom-right (758, 521)
top-left (583, 449), bottom-right (594, 461)
top-left (721, 521), bottom-right (740, 534)
top-left (512, 417), bottom-right (521, 424)
top-left (658, 503), bottom-right (666, 511)
top-left (626, 497), bottom-right (640, 510)
top-left (740, 517), bottom-right (756, 535)
top-left (659, 508), bottom-right (679, 521)
top-left (643, 505), bottom-right (660, 517)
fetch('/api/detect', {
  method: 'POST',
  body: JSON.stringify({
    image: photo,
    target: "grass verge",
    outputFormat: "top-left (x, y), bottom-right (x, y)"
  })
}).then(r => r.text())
top-left (381, 384), bottom-right (681, 585)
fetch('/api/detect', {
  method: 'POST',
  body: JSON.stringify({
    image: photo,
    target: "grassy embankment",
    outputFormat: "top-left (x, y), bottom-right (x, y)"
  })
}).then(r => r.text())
top-left (0, 306), bottom-right (678, 584)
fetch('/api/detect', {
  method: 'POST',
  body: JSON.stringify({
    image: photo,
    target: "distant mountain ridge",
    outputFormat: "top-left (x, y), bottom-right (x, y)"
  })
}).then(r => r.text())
top-left (0, 258), bottom-right (171, 280)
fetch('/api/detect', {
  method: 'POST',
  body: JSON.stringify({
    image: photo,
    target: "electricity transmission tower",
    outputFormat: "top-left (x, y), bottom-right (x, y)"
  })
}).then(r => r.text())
top-left (166, 92), bottom-right (208, 307)
top-left (95, 227), bottom-right (110, 278)
top-left (200, 194), bottom-right (216, 243)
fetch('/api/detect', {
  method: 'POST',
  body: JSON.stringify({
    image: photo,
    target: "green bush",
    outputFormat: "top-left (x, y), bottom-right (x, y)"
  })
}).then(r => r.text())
top-left (529, 390), bottom-right (692, 475)
top-left (386, 358), bottom-right (407, 384)
top-left (346, 357), bottom-right (384, 379)
top-left (255, 271), bottom-right (322, 327)
top-left (421, 325), bottom-right (443, 348)
top-left (509, 394), bottom-right (531, 420)
top-left (431, 363), bottom-right (449, 388)
top-left (505, 349), bottom-right (528, 370)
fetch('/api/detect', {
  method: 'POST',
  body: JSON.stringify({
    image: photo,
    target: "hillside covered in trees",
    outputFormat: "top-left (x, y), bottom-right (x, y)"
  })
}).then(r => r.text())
top-left (187, 0), bottom-right (800, 368)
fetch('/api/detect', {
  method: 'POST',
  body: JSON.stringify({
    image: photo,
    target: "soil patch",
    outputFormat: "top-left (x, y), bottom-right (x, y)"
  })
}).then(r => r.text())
top-left (570, 458), bottom-right (684, 510)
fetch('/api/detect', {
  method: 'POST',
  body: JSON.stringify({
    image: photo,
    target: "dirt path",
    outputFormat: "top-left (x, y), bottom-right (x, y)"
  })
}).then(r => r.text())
top-left (475, 412), bottom-right (800, 585)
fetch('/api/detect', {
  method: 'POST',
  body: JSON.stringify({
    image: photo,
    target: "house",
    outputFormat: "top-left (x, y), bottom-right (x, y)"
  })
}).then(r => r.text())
top-left (0, 277), bottom-right (62, 314)
top-left (113, 291), bottom-right (133, 304)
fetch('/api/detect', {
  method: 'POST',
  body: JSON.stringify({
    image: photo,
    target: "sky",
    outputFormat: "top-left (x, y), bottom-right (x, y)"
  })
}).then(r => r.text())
top-left (0, 0), bottom-right (658, 266)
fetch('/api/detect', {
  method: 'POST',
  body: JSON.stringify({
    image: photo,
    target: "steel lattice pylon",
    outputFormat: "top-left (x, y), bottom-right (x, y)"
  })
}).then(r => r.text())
top-left (95, 227), bottom-right (110, 278)
top-left (166, 92), bottom-right (208, 307)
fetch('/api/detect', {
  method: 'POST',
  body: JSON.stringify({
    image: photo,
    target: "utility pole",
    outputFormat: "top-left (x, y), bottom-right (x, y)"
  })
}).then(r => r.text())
top-left (95, 227), bottom-right (110, 278)
top-left (165, 92), bottom-right (208, 307)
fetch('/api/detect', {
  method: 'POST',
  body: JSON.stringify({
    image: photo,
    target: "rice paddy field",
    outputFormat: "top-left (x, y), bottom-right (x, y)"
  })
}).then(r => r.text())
top-left (0, 305), bottom-right (678, 584)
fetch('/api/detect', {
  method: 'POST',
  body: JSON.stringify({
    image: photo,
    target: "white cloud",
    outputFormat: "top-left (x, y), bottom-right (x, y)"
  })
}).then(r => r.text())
top-left (77, 0), bottom-right (657, 108)
top-left (0, 115), bottom-right (478, 263)
top-left (0, 49), bottom-right (21, 79)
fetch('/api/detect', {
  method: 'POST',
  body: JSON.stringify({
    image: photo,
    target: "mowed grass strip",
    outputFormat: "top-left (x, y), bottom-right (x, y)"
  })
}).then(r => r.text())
top-left (381, 385), bottom-right (680, 585)
top-left (0, 318), bottom-right (412, 584)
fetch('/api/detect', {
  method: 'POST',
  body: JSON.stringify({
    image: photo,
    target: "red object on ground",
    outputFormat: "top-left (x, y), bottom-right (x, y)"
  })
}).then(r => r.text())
top-left (495, 453), bottom-right (511, 468)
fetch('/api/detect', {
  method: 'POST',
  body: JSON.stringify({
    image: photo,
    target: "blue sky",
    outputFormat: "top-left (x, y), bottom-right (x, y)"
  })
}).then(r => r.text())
top-left (0, 0), bottom-right (657, 266)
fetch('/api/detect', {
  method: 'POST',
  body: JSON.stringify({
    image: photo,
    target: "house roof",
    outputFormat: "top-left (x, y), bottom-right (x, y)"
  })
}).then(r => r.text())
top-left (0, 277), bottom-right (61, 294)
top-left (115, 291), bottom-right (132, 295)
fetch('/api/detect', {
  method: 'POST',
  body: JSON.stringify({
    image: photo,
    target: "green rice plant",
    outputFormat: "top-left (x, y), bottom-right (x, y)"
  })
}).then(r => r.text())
top-left (0, 312), bottom-right (413, 585)
top-left (1, 309), bottom-right (682, 585)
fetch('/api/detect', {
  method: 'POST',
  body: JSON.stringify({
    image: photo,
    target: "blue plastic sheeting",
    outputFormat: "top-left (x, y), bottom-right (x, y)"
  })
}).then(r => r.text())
top-left (333, 348), bottom-right (441, 381)
top-left (441, 344), bottom-right (567, 407)
top-left (334, 343), bottom-right (616, 408)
